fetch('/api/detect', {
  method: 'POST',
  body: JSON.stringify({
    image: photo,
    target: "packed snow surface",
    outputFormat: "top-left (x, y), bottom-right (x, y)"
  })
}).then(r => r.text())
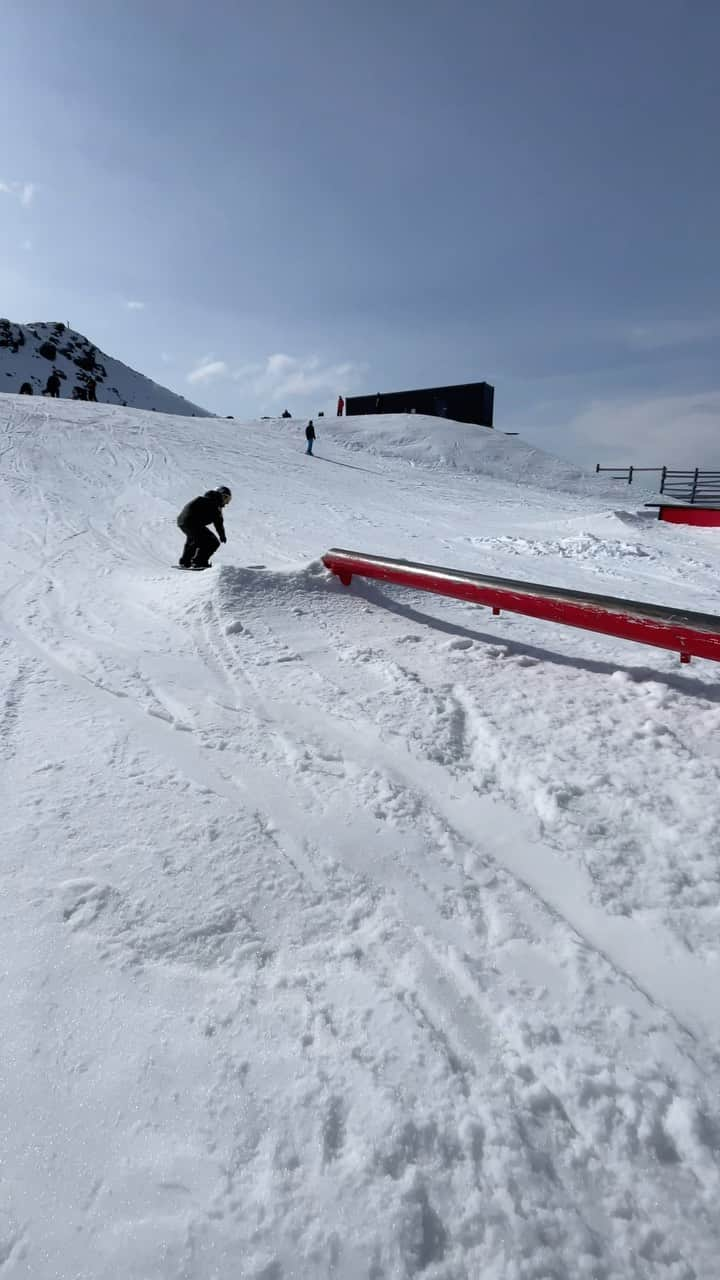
top-left (2, 399), bottom-right (720, 1279)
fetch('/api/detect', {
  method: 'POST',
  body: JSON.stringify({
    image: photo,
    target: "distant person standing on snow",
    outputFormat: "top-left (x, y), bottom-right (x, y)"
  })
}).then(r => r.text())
top-left (19, 382), bottom-right (33, 395)
top-left (45, 371), bottom-right (61, 398)
top-left (305, 420), bottom-right (316, 456)
top-left (87, 378), bottom-right (97, 402)
top-left (337, 395), bottom-right (344, 417)
top-left (176, 486), bottom-right (232, 570)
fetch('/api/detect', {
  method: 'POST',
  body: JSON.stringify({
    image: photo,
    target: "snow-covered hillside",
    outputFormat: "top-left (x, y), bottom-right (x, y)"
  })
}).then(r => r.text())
top-left (272, 411), bottom-right (670, 498)
top-left (330, 412), bottom-right (591, 489)
top-left (2, 396), bottom-right (720, 1279)
top-left (0, 318), bottom-right (211, 416)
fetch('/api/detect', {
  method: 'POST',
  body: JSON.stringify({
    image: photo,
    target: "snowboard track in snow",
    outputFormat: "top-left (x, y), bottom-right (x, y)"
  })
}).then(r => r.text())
top-left (2, 400), bottom-right (720, 1279)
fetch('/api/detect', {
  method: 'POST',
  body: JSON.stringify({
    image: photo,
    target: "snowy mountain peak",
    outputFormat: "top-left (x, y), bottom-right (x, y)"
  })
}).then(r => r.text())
top-left (0, 317), bottom-right (212, 417)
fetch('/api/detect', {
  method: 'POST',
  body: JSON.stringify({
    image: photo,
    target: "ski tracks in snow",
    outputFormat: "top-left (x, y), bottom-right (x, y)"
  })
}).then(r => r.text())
top-left (3, 404), bottom-right (720, 1277)
top-left (5, 554), bottom-right (720, 1276)
top-left (170, 564), bottom-right (720, 1277)
top-left (207, 567), bottom-right (720, 1035)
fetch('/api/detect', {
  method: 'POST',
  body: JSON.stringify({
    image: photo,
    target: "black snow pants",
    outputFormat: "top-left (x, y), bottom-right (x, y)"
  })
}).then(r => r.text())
top-left (178, 522), bottom-right (220, 568)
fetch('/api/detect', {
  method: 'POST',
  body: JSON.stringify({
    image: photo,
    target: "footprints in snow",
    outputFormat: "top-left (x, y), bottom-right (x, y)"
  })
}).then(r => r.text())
top-left (58, 877), bottom-right (254, 970)
top-left (0, 661), bottom-right (31, 758)
top-left (60, 879), bottom-right (117, 930)
top-left (321, 1095), bottom-right (346, 1165)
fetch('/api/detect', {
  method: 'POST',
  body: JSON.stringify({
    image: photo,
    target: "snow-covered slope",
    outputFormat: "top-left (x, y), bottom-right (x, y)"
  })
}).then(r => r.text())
top-left (269, 411), bottom-right (668, 498)
top-left (322, 411), bottom-right (591, 488)
top-left (0, 318), bottom-right (211, 416)
top-left (2, 396), bottom-right (720, 1279)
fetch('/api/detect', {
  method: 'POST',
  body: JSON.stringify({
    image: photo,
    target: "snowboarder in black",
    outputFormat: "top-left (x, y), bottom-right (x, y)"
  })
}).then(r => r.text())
top-left (45, 372), bottom-right (61, 398)
top-left (305, 420), bottom-right (316, 455)
top-left (176, 486), bottom-right (232, 569)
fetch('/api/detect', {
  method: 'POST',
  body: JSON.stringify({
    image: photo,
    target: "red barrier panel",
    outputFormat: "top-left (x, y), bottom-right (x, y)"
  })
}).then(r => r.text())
top-left (322, 547), bottom-right (720, 665)
top-left (659, 505), bottom-right (720, 528)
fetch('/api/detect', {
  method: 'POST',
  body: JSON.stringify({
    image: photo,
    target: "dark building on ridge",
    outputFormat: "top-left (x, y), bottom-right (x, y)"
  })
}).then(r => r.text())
top-left (345, 381), bottom-right (494, 428)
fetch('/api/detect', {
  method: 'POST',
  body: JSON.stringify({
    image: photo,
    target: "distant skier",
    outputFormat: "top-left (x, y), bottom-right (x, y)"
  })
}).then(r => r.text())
top-left (176, 486), bottom-right (232, 570)
top-left (19, 382), bottom-right (33, 395)
top-left (281, 409), bottom-right (292, 419)
top-left (45, 371), bottom-right (61, 398)
top-left (305, 420), bottom-right (316, 456)
top-left (337, 395), bottom-right (344, 417)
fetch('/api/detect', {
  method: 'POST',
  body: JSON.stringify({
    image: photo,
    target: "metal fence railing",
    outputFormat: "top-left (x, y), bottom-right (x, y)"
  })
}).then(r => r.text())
top-left (595, 464), bottom-right (720, 504)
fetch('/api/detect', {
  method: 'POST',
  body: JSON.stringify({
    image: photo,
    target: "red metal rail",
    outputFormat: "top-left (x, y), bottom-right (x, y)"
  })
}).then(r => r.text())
top-left (656, 505), bottom-right (720, 528)
top-left (322, 547), bottom-right (720, 665)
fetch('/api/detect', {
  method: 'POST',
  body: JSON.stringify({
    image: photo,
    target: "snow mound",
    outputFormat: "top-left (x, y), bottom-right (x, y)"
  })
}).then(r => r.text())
top-left (0, 317), bottom-right (211, 416)
top-left (290, 411), bottom-right (606, 493)
top-left (467, 531), bottom-right (656, 562)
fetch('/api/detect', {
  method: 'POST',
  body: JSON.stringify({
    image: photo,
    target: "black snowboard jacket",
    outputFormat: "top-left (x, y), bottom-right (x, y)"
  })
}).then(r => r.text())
top-left (305, 422), bottom-right (316, 440)
top-left (177, 491), bottom-right (226, 540)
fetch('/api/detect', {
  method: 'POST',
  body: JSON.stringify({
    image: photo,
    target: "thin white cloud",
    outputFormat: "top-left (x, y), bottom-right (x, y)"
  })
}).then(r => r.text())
top-left (126, 300), bottom-right (145, 311)
top-left (187, 357), bottom-right (228, 385)
top-left (570, 391), bottom-right (720, 468)
top-left (623, 318), bottom-right (720, 351)
top-left (233, 353), bottom-right (359, 402)
top-left (0, 181), bottom-right (37, 207)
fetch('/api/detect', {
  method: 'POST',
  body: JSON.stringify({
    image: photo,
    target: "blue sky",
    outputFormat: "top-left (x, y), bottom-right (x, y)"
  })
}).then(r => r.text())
top-left (1, 0), bottom-right (719, 464)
